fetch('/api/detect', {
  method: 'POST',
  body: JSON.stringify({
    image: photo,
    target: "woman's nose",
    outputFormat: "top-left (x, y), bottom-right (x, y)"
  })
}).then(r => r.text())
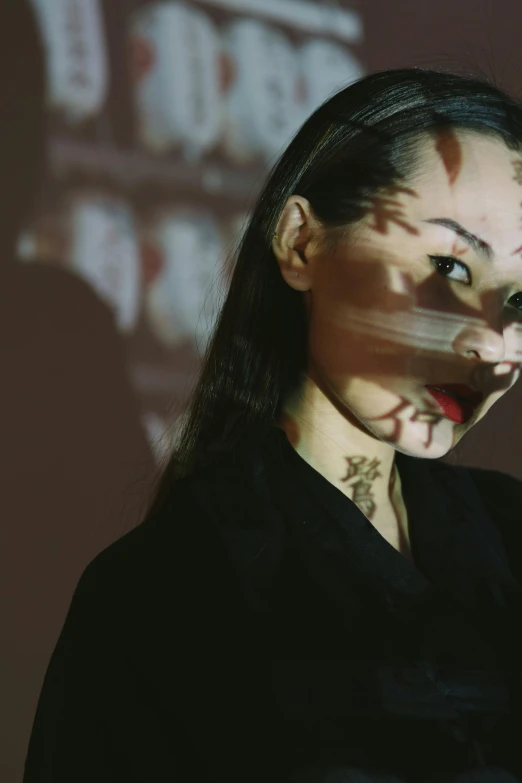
top-left (452, 324), bottom-right (506, 366)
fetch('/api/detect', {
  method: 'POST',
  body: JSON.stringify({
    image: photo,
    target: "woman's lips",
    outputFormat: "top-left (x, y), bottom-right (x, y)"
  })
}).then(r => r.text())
top-left (429, 383), bottom-right (484, 405)
top-left (425, 385), bottom-right (481, 424)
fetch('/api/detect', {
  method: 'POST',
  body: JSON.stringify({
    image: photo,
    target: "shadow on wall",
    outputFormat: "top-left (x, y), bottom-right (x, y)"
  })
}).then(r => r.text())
top-left (0, 4), bottom-right (157, 782)
top-left (0, 266), bottom-right (157, 783)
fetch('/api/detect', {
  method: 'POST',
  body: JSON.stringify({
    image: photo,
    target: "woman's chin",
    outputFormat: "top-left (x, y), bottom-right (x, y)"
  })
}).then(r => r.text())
top-left (377, 417), bottom-right (458, 460)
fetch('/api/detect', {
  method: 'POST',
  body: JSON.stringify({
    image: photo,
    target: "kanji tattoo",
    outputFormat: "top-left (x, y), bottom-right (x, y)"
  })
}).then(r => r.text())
top-left (340, 455), bottom-right (382, 519)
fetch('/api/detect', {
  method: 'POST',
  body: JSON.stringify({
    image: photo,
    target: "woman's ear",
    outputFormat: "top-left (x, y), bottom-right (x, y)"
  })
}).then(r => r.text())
top-left (272, 195), bottom-right (319, 291)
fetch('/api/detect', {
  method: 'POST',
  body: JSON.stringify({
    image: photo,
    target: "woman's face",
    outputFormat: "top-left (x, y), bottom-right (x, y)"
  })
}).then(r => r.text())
top-left (284, 131), bottom-right (522, 459)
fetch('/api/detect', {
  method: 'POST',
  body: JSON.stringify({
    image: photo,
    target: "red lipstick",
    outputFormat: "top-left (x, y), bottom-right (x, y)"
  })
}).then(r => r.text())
top-left (425, 384), bottom-right (483, 424)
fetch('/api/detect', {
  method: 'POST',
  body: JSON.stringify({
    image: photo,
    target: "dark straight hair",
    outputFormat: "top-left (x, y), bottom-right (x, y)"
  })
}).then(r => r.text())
top-left (148, 66), bottom-right (522, 515)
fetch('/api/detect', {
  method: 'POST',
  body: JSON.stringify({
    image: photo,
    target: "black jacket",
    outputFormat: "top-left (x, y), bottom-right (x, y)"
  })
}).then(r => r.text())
top-left (23, 426), bottom-right (522, 783)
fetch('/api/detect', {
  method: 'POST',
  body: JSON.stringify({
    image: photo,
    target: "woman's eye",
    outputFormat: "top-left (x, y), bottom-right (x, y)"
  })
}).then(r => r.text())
top-left (429, 255), bottom-right (522, 313)
top-left (509, 291), bottom-right (522, 313)
top-left (428, 255), bottom-right (471, 285)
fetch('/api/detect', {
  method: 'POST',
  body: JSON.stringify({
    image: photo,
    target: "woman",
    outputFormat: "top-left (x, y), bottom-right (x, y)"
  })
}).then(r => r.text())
top-left (24, 68), bottom-right (522, 783)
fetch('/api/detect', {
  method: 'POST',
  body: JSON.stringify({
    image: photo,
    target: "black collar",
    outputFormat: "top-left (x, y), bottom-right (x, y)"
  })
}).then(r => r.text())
top-left (257, 426), bottom-right (521, 621)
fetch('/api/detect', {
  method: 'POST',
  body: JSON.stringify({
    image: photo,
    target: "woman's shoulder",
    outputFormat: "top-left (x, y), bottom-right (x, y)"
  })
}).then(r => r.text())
top-left (58, 472), bottom-right (254, 660)
top-left (432, 458), bottom-right (522, 525)
top-left (65, 477), bottom-right (208, 618)
top-left (463, 465), bottom-right (522, 573)
top-left (465, 465), bottom-right (522, 515)
top-left (77, 471), bottom-right (229, 590)
top-left (73, 446), bottom-right (283, 621)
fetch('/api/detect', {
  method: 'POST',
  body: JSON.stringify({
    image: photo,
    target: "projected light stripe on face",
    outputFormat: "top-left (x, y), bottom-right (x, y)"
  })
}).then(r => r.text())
top-left (329, 304), bottom-right (522, 362)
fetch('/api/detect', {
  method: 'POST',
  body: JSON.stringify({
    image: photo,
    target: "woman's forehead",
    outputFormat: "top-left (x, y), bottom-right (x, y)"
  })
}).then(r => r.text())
top-left (349, 134), bottom-right (522, 252)
top-left (410, 131), bottom-right (520, 194)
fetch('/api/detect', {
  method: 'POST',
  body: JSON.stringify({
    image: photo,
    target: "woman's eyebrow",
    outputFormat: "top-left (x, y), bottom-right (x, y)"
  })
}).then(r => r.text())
top-left (422, 217), bottom-right (494, 260)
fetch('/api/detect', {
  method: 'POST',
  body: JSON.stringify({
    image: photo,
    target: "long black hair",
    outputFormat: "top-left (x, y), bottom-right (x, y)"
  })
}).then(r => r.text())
top-left (148, 66), bottom-right (522, 515)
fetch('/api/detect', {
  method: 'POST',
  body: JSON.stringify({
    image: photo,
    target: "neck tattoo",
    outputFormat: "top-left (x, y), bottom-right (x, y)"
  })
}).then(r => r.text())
top-left (340, 456), bottom-right (383, 520)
